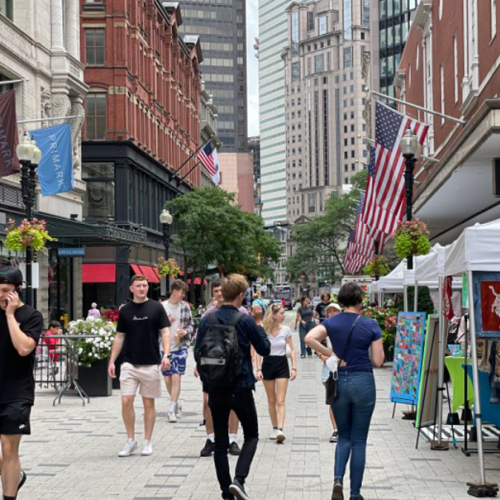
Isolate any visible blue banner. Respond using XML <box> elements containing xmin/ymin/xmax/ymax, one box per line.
<box><xmin>31</xmin><ymin>123</ymin><xmax>73</xmax><ymax>196</ymax></box>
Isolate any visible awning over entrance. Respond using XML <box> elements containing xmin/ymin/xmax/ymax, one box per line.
<box><xmin>187</xmin><ymin>278</ymin><xmax>208</xmax><ymax>285</ymax></box>
<box><xmin>139</xmin><ymin>265</ymin><xmax>160</xmax><ymax>283</ymax></box>
<box><xmin>131</xmin><ymin>264</ymin><xmax>142</xmax><ymax>275</ymax></box>
<box><xmin>82</xmin><ymin>264</ymin><xmax>116</xmax><ymax>283</ymax></box>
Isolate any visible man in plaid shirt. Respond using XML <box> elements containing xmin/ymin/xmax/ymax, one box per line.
<box><xmin>161</xmin><ymin>280</ymin><xmax>194</xmax><ymax>423</ymax></box>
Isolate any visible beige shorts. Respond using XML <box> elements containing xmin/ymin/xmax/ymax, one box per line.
<box><xmin>120</xmin><ymin>362</ymin><xmax>162</xmax><ymax>399</ymax></box>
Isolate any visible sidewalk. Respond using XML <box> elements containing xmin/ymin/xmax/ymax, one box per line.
<box><xmin>16</xmin><ymin>330</ymin><xmax>498</xmax><ymax>500</ymax></box>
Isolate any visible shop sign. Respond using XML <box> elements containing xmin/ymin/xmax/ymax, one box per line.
<box><xmin>58</xmin><ymin>248</ymin><xmax>85</xmax><ymax>257</ymax></box>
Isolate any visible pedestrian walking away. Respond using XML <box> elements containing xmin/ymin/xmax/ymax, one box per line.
<box><xmin>256</xmin><ymin>303</ymin><xmax>297</xmax><ymax>443</ymax></box>
<box><xmin>295</xmin><ymin>296</ymin><xmax>314</xmax><ymax>357</ymax></box>
<box><xmin>195</xmin><ymin>274</ymin><xmax>271</xmax><ymax>500</ymax></box>
<box><xmin>305</xmin><ymin>282</ymin><xmax>384</xmax><ymax>500</ymax></box>
<box><xmin>0</xmin><ymin>266</ymin><xmax>43</xmax><ymax>500</ymax></box>
<box><xmin>108</xmin><ymin>274</ymin><xmax>171</xmax><ymax>458</ymax></box>
<box><xmin>161</xmin><ymin>280</ymin><xmax>194</xmax><ymax>423</ymax></box>
<box><xmin>197</xmin><ymin>279</ymin><xmax>247</xmax><ymax>458</ymax></box>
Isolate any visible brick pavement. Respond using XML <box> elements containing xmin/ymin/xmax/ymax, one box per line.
<box><xmin>10</xmin><ymin>319</ymin><xmax>500</xmax><ymax>500</ymax></box>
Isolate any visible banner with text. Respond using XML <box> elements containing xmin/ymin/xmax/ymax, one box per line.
<box><xmin>31</xmin><ymin>123</ymin><xmax>73</xmax><ymax>196</ymax></box>
<box><xmin>0</xmin><ymin>90</ymin><xmax>20</xmax><ymax>177</ymax></box>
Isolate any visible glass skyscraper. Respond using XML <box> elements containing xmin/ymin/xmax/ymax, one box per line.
<box><xmin>179</xmin><ymin>0</ymin><xmax>248</xmax><ymax>152</ymax></box>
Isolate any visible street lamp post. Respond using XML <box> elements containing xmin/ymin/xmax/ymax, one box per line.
<box><xmin>400</xmin><ymin>129</ymin><xmax>419</xmax><ymax>271</ymax></box>
<box><xmin>159</xmin><ymin>209</ymin><xmax>173</xmax><ymax>293</ymax></box>
<box><xmin>16</xmin><ymin>133</ymin><xmax>42</xmax><ymax>306</ymax></box>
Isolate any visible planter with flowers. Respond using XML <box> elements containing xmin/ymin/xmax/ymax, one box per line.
<box><xmin>362</xmin><ymin>306</ymin><xmax>398</xmax><ymax>363</ymax></box>
<box><xmin>393</xmin><ymin>218</ymin><xmax>431</xmax><ymax>260</ymax></box>
<box><xmin>156</xmin><ymin>257</ymin><xmax>181</xmax><ymax>278</ymax></box>
<box><xmin>4</xmin><ymin>218</ymin><xmax>56</xmax><ymax>253</ymax></box>
<box><xmin>363</xmin><ymin>255</ymin><xmax>390</xmax><ymax>278</ymax></box>
<box><xmin>68</xmin><ymin>317</ymin><xmax>116</xmax><ymax>396</ymax></box>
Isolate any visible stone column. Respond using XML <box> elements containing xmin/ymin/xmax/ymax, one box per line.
<box><xmin>65</xmin><ymin>0</ymin><xmax>80</xmax><ymax>58</ymax></box>
<box><xmin>51</xmin><ymin>0</ymin><xmax>65</xmax><ymax>52</ymax></box>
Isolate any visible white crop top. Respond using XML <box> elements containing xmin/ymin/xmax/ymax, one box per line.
<box><xmin>267</xmin><ymin>326</ymin><xmax>292</xmax><ymax>356</ymax></box>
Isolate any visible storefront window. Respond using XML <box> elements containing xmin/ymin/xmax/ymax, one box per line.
<box><xmin>48</xmin><ymin>250</ymin><xmax>72</xmax><ymax>323</ymax></box>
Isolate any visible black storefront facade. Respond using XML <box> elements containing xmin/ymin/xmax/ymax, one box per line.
<box><xmin>80</xmin><ymin>140</ymin><xmax>190</xmax><ymax>313</ymax></box>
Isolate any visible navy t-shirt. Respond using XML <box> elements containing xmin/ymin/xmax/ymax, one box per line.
<box><xmin>323</xmin><ymin>312</ymin><xmax>382</xmax><ymax>372</ymax></box>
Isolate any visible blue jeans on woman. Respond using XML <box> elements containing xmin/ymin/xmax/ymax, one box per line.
<box><xmin>331</xmin><ymin>371</ymin><xmax>376</xmax><ymax>498</ymax></box>
<box><xmin>298</xmin><ymin>321</ymin><xmax>313</xmax><ymax>356</ymax></box>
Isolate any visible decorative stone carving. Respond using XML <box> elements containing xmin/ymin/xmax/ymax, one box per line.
<box><xmin>70</xmin><ymin>99</ymin><xmax>84</xmax><ymax>172</ymax></box>
<box><xmin>361</xmin><ymin>51</ymin><xmax>372</xmax><ymax>140</ymax></box>
<box><xmin>41</xmin><ymin>87</ymin><xmax>52</xmax><ymax>119</ymax></box>
<box><xmin>51</xmin><ymin>93</ymin><xmax>71</xmax><ymax>124</ymax></box>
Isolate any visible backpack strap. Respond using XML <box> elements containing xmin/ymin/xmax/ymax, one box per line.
<box><xmin>226</xmin><ymin>311</ymin><xmax>245</xmax><ymax>327</ymax></box>
<box><xmin>206</xmin><ymin>311</ymin><xmax>245</xmax><ymax>327</ymax></box>
<box><xmin>207</xmin><ymin>312</ymin><xmax>220</xmax><ymax>326</ymax></box>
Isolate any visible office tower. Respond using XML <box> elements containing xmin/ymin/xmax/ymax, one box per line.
<box><xmin>283</xmin><ymin>0</ymin><xmax>371</xmax><ymax>221</ymax></box>
<box><xmin>180</xmin><ymin>0</ymin><xmax>248</xmax><ymax>152</ymax></box>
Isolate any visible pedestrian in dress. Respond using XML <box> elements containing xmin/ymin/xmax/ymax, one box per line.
<box><xmin>294</xmin><ymin>296</ymin><xmax>314</xmax><ymax>357</ymax></box>
<box><xmin>87</xmin><ymin>302</ymin><xmax>100</xmax><ymax>318</ymax></box>
<box><xmin>195</xmin><ymin>274</ymin><xmax>270</xmax><ymax>500</ymax></box>
<box><xmin>256</xmin><ymin>303</ymin><xmax>297</xmax><ymax>443</ymax></box>
<box><xmin>108</xmin><ymin>275</ymin><xmax>171</xmax><ymax>457</ymax></box>
<box><xmin>0</xmin><ymin>266</ymin><xmax>44</xmax><ymax>499</ymax></box>
<box><xmin>305</xmin><ymin>282</ymin><xmax>384</xmax><ymax>500</ymax></box>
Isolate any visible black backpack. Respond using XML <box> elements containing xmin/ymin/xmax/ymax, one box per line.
<box><xmin>195</xmin><ymin>312</ymin><xmax>245</xmax><ymax>390</ymax></box>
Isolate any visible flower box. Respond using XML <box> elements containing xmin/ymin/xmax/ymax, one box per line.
<box><xmin>78</xmin><ymin>359</ymin><xmax>112</xmax><ymax>397</ymax></box>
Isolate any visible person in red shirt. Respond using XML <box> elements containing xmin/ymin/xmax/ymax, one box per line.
<box><xmin>44</xmin><ymin>321</ymin><xmax>62</xmax><ymax>362</ymax></box>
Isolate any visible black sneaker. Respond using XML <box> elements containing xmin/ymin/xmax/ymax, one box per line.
<box><xmin>18</xmin><ymin>470</ymin><xmax>27</xmax><ymax>493</ymax></box>
<box><xmin>349</xmin><ymin>496</ymin><xmax>364</xmax><ymax>500</ymax></box>
<box><xmin>200</xmin><ymin>439</ymin><xmax>215</xmax><ymax>457</ymax></box>
<box><xmin>331</xmin><ymin>479</ymin><xmax>343</xmax><ymax>500</ymax></box>
<box><xmin>229</xmin><ymin>479</ymin><xmax>250</xmax><ymax>500</ymax></box>
<box><xmin>329</xmin><ymin>431</ymin><xmax>339</xmax><ymax>443</ymax></box>
<box><xmin>229</xmin><ymin>441</ymin><xmax>241</xmax><ymax>456</ymax></box>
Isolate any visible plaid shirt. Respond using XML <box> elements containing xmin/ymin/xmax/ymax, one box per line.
<box><xmin>177</xmin><ymin>301</ymin><xmax>194</xmax><ymax>348</ymax></box>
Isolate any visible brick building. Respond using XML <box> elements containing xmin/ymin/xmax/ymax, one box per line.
<box><xmin>80</xmin><ymin>0</ymin><xmax>203</xmax><ymax>310</ymax></box>
<box><xmin>396</xmin><ymin>0</ymin><xmax>500</xmax><ymax>243</ymax></box>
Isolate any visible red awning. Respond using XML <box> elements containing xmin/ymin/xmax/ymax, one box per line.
<box><xmin>140</xmin><ymin>265</ymin><xmax>160</xmax><ymax>283</ymax></box>
<box><xmin>130</xmin><ymin>264</ymin><xmax>142</xmax><ymax>275</ymax></box>
<box><xmin>82</xmin><ymin>264</ymin><xmax>116</xmax><ymax>283</ymax></box>
<box><xmin>187</xmin><ymin>277</ymin><xmax>208</xmax><ymax>286</ymax></box>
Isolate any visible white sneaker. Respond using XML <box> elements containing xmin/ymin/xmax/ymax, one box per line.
<box><xmin>142</xmin><ymin>440</ymin><xmax>153</xmax><ymax>456</ymax></box>
<box><xmin>175</xmin><ymin>402</ymin><xmax>183</xmax><ymax>420</ymax></box>
<box><xmin>276</xmin><ymin>429</ymin><xmax>286</xmax><ymax>443</ymax></box>
<box><xmin>269</xmin><ymin>428</ymin><xmax>278</xmax><ymax>440</ymax></box>
<box><xmin>118</xmin><ymin>439</ymin><xmax>137</xmax><ymax>457</ymax></box>
<box><xmin>168</xmin><ymin>411</ymin><xmax>177</xmax><ymax>423</ymax></box>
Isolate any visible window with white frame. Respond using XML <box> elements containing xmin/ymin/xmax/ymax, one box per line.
<box><xmin>319</xmin><ymin>16</ymin><xmax>327</xmax><ymax>35</ymax></box>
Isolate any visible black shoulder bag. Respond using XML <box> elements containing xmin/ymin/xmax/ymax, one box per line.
<box><xmin>325</xmin><ymin>315</ymin><xmax>361</xmax><ymax>405</ymax></box>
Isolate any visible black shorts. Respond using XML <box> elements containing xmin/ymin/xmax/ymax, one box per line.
<box><xmin>262</xmin><ymin>355</ymin><xmax>290</xmax><ymax>380</ymax></box>
<box><xmin>0</xmin><ymin>401</ymin><xmax>32</xmax><ymax>435</ymax></box>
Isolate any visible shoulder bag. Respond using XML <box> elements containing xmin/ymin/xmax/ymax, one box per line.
<box><xmin>325</xmin><ymin>315</ymin><xmax>361</xmax><ymax>405</ymax></box>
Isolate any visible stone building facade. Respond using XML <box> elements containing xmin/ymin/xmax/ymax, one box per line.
<box><xmin>0</xmin><ymin>0</ymin><xmax>87</xmax><ymax>323</ymax></box>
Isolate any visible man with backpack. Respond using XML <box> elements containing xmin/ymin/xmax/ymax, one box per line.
<box><xmin>195</xmin><ymin>274</ymin><xmax>270</xmax><ymax>500</ymax></box>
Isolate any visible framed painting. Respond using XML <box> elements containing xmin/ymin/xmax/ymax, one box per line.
<box><xmin>472</xmin><ymin>271</ymin><xmax>500</xmax><ymax>339</ymax></box>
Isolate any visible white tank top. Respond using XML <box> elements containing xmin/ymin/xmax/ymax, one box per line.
<box><xmin>267</xmin><ymin>326</ymin><xmax>292</xmax><ymax>356</ymax></box>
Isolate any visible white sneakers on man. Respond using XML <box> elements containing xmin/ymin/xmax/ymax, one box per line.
<box><xmin>118</xmin><ymin>439</ymin><xmax>137</xmax><ymax>457</ymax></box>
<box><xmin>175</xmin><ymin>402</ymin><xmax>183</xmax><ymax>420</ymax></box>
<box><xmin>269</xmin><ymin>428</ymin><xmax>278</xmax><ymax>440</ymax></box>
<box><xmin>276</xmin><ymin>429</ymin><xmax>286</xmax><ymax>443</ymax></box>
<box><xmin>168</xmin><ymin>411</ymin><xmax>177</xmax><ymax>423</ymax></box>
<box><xmin>142</xmin><ymin>440</ymin><xmax>153</xmax><ymax>456</ymax></box>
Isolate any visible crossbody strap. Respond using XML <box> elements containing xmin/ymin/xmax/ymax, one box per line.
<box><xmin>339</xmin><ymin>315</ymin><xmax>362</xmax><ymax>363</ymax></box>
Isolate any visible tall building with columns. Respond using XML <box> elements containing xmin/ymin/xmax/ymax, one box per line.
<box><xmin>0</xmin><ymin>0</ymin><xmax>87</xmax><ymax>323</ymax></box>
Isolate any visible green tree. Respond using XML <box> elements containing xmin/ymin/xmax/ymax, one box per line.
<box><xmin>165</xmin><ymin>187</ymin><xmax>280</xmax><ymax>286</ymax></box>
<box><xmin>286</xmin><ymin>170</ymin><xmax>368</xmax><ymax>281</ymax></box>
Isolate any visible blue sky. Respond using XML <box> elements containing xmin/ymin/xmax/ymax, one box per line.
<box><xmin>247</xmin><ymin>0</ymin><xmax>259</xmax><ymax>137</ymax></box>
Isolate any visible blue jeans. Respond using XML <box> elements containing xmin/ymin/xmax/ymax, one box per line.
<box><xmin>331</xmin><ymin>371</ymin><xmax>376</xmax><ymax>498</ymax></box>
<box><xmin>299</xmin><ymin>321</ymin><xmax>313</xmax><ymax>356</ymax></box>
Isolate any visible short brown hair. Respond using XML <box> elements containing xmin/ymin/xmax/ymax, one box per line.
<box><xmin>321</xmin><ymin>292</ymin><xmax>331</xmax><ymax>301</ymax></box>
<box><xmin>131</xmin><ymin>274</ymin><xmax>148</xmax><ymax>285</ymax></box>
<box><xmin>338</xmin><ymin>282</ymin><xmax>363</xmax><ymax>307</ymax></box>
<box><xmin>212</xmin><ymin>278</ymin><xmax>222</xmax><ymax>288</ymax></box>
<box><xmin>221</xmin><ymin>274</ymin><xmax>248</xmax><ymax>302</ymax></box>
<box><xmin>171</xmin><ymin>279</ymin><xmax>188</xmax><ymax>293</ymax></box>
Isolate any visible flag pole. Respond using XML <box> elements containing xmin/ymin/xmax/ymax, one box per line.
<box><xmin>177</xmin><ymin>159</ymin><xmax>203</xmax><ymax>184</ymax></box>
<box><xmin>18</xmin><ymin>114</ymin><xmax>83</xmax><ymax>125</ymax></box>
<box><xmin>371</xmin><ymin>91</ymin><xmax>466</xmax><ymax>125</ymax></box>
<box><xmin>170</xmin><ymin>139</ymin><xmax>210</xmax><ymax>178</ymax></box>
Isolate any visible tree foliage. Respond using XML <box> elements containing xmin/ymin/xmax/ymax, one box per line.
<box><xmin>165</xmin><ymin>187</ymin><xmax>280</xmax><ymax>281</ymax></box>
<box><xmin>286</xmin><ymin>170</ymin><xmax>368</xmax><ymax>282</ymax></box>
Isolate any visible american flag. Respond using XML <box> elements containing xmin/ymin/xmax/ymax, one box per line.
<box><xmin>197</xmin><ymin>141</ymin><xmax>217</xmax><ymax>176</ymax></box>
<box><xmin>364</xmin><ymin>102</ymin><xmax>428</xmax><ymax>234</ymax></box>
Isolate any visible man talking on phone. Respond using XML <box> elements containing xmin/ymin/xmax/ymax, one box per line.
<box><xmin>0</xmin><ymin>266</ymin><xmax>43</xmax><ymax>499</ymax></box>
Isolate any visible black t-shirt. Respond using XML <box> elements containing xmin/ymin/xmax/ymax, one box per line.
<box><xmin>117</xmin><ymin>300</ymin><xmax>171</xmax><ymax>365</ymax></box>
<box><xmin>315</xmin><ymin>301</ymin><xmax>330</xmax><ymax>321</ymax></box>
<box><xmin>0</xmin><ymin>305</ymin><xmax>44</xmax><ymax>404</ymax></box>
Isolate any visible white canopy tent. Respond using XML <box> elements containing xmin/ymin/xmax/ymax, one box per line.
<box><xmin>440</xmin><ymin>219</ymin><xmax>500</xmax><ymax>489</ymax></box>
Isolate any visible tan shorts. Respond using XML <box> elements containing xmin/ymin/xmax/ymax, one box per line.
<box><xmin>120</xmin><ymin>362</ymin><xmax>162</xmax><ymax>399</ymax></box>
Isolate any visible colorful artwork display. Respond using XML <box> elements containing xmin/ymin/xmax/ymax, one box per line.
<box><xmin>390</xmin><ymin>312</ymin><xmax>427</xmax><ymax>405</ymax></box>
<box><xmin>472</xmin><ymin>271</ymin><xmax>500</xmax><ymax>339</ymax></box>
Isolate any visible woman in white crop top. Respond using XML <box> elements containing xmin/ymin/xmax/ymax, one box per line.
<box><xmin>256</xmin><ymin>303</ymin><xmax>297</xmax><ymax>443</ymax></box>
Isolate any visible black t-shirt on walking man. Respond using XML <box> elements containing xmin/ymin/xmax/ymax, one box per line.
<box><xmin>117</xmin><ymin>300</ymin><xmax>171</xmax><ymax>365</ymax></box>
<box><xmin>0</xmin><ymin>305</ymin><xmax>44</xmax><ymax>405</ymax></box>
